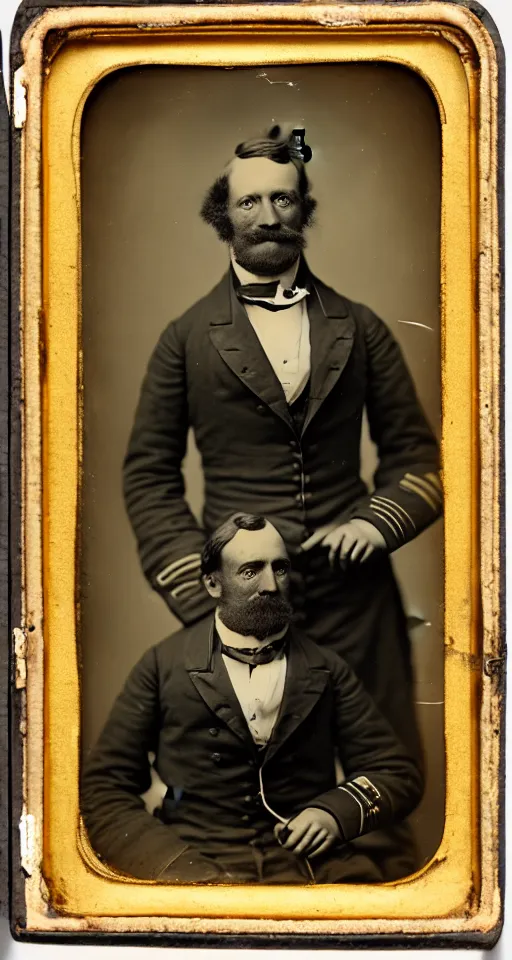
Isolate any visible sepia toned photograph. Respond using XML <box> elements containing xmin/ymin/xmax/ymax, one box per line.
<box><xmin>78</xmin><ymin>62</ymin><xmax>444</xmax><ymax>887</ymax></box>
<box><xmin>9</xmin><ymin>0</ymin><xmax>503</xmax><ymax>944</ymax></box>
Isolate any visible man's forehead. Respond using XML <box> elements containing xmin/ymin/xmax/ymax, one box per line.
<box><xmin>222</xmin><ymin>524</ymin><xmax>287</xmax><ymax>565</ymax></box>
<box><xmin>227</xmin><ymin>157</ymin><xmax>299</xmax><ymax>199</ymax></box>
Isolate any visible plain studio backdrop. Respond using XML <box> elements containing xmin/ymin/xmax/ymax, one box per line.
<box><xmin>79</xmin><ymin>62</ymin><xmax>443</xmax><ymax>868</ymax></box>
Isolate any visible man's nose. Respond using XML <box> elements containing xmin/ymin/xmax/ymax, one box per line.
<box><xmin>257</xmin><ymin>198</ymin><xmax>279</xmax><ymax>227</ymax></box>
<box><xmin>259</xmin><ymin>567</ymin><xmax>278</xmax><ymax>593</ymax></box>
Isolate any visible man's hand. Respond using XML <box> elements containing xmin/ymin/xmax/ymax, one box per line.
<box><xmin>274</xmin><ymin>808</ymin><xmax>341</xmax><ymax>859</ymax></box>
<box><xmin>301</xmin><ymin>518</ymin><xmax>387</xmax><ymax>568</ymax></box>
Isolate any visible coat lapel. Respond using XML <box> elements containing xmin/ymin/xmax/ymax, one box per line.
<box><xmin>302</xmin><ymin>276</ymin><xmax>355</xmax><ymax>435</ymax></box>
<box><xmin>208</xmin><ymin>273</ymin><xmax>295</xmax><ymax>431</ymax></box>
<box><xmin>185</xmin><ymin>617</ymin><xmax>253</xmax><ymax>747</ymax></box>
<box><xmin>207</xmin><ymin>267</ymin><xmax>356</xmax><ymax>435</ymax></box>
<box><xmin>263</xmin><ymin>631</ymin><xmax>330</xmax><ymax>765</ymax></box>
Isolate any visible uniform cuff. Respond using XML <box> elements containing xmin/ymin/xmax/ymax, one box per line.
<box><xmin>302</xmin><ymin>789</ymin><xmax>363</xmax><ymax>843</ymax></box>
<box><xmin>350</xmin><ymin>507</ymin><xmax>400</xmax><ymax>551</ymax></box>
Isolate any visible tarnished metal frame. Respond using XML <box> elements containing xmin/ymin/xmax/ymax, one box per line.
<box><xmin>0</xmin><ymin>35</ymin><xmax>9</xmax><ymax>926</ymax></box>
<box><xmin>8</xmin><ymin>0</ymin><xmax>504</xmax><ymax>948</ymax></box>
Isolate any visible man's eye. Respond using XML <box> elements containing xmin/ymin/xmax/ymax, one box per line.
<box><xmin>275</xmin><ymin>565</ymin><xmax>289</xmax><ymax>576</ymax></box>
<box><xmin>275</xmin><ymin>196</ymin><xmax>291</xmax><ymax>208</ymax></box>
<box><xmin>239</xmin><ymin>199</ymin><xmax>254</xmax><ymax>210</ymax></box>
<box><xmin>242</xmin><ymin>568</ymin><xmax>256</xmax><ymax>579</ymax></box>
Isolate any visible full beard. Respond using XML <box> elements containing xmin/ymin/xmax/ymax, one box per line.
<box><xmin>218</xmin><ymin>594</ymin><xmax>293</xmax><ymax>640</ymax></box>
<box><xmin>232</xmin><ymin>227</ymin><xmax>306</xmax><ymax>277</ymax></box>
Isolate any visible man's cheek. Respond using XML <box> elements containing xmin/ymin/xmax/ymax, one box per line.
<box><xmin>287</xmin><ymin>209</ymin><xmax>303</xmax><ymax>228</ymax></box>
<box><xmin>231</xmin><ymin>212</ymin><xmax>252</xmax><ymax>230</ymax></box>
<box><xmin>240</xmin><ymin>584</ymin><xmax>256</xmax><ymax>598</ymax></box>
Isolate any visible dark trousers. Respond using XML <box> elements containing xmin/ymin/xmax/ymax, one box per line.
<box><xmin>194</xmin><ymin>832</ymin><xmax>386</xmax><ymax>885</ymax></box>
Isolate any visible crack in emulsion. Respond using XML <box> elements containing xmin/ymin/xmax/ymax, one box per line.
<box><xmin>398</xmin><ymin>320</ymin><xmax>434</xmax><ymax>332</ymax></box>
<box><xmin>257</xmin><ymin>72</ymin><xmax>296</xmax><ymax>88</ymax></box>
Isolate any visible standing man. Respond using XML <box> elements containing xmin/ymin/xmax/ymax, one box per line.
<box><xmin>81</xmin><ymin>515</ymin><xmax>423</xmax><ymax>884</ymax></box>
<box><xmin>123</xmin><ymin>125</ymin><xmax>442</xmax><ymax>793</ymax></box>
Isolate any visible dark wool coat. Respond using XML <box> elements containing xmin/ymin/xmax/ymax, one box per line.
<box><xmin>123</xmin><ymin>266</ymin><xmax>442</xmax><ymax>758</ymax></box>
<box><xmin>81</xmin><ymin>617</ymin><xmax>423</xmax><ymax>884</ymax></box>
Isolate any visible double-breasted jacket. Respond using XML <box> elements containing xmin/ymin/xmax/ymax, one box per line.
<box><xmin>81</xmin><ymin>617</ymin><xmax>423</xmax><ymax>883</ymax></box>
<box><xmin>123</xmin><ymin>266</ymin><xmax>442</xmax><ymax>756</ymax></box>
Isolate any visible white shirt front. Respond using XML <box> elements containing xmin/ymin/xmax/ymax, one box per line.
<box><xmin>216</xmin><ymin>611</ymin><xmax>287</xmax><ymax>747</ymax></box>
<box><xmin>231</xmin><ymin>255</ymin><xmax>311</xmax><ymax>405</ymax></box>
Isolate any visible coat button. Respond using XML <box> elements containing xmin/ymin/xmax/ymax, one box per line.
<box><xmin>209</xmin><ymin>727</ymin><xmax>219</xmax><ymax>737</ymax></box>
<box><xmin>295</xmin><ymin>493</ymin><xmax>303</xmax><ymax>504</ymax></box>
<box><xmin>256</xmin><ymin>404</ymin><xmax>266</xmax><ymax>414</ymax></box>
<box><xmin>241</xmin><ymin>814</ymin><xmax>251</xmax><ymax>822</ymax></box>
<box><xmin>243</xmin><ymin>795</ymin><xmax>254</xmax><ymax>804</ymax></box>
<box><xmin>211</xmin><ymin>752</ymin><xmax>221</xmax><ymax>763</ymax></box>
<box><xmin>289</xmin><ymin>439</ymin><xmax>299</xmax><ymax>450</ymax></box>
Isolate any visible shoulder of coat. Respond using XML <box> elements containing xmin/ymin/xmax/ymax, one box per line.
<box><xmin>153</xmin><ymin>626</ymin><xmax>192</xmax><ymax>662</ymax></box>
<box><xmin>169</xmin><ymin>271</ymin><xmax>230</xmax><ymax>336</ymax></box>
<box><xmin>295</xmin><ymin>630</ymin><xmax>352</xmax><ymax>677</ymax></box>
<box><xmin>292</xmin><ymin>628</ymin><xmax>333</xmax><ymax>667</ymax></box>
<box><xmin>308</xmin><ymin>272</ymin><xmax>374</xmax><ymax>329</ymax></box>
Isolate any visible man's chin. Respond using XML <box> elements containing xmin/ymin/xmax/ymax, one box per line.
<box><xmin>219</xmin><ymin>605</ymin><xmax>292</xmax><ymax>639</ymax></box>
<box><xmin>233</xmin><ymin>244</ymin><xmax>301</xmax><ymax>277</ymax></box>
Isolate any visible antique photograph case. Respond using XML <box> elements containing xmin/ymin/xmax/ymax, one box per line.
<box><xmin>9</xmin><ymin>0</ymin><xmax>504</xmax><ymax>948</ymax></box>
<box><xmin>80</xmin><ymin>56</ymin><xmax>444</xmax><ymax>882</ymax></box>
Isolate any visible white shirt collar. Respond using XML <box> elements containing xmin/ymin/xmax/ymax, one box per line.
<box><xmin>215</xmin><ymin>608</ymin><xmax>288</xmax><ymax>651</ymax></box>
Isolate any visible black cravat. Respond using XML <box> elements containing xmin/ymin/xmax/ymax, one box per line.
<box><xmin>238</xmin><ymin>280</ymin><xmax>280</xmax><ymax>299</ymax></box>
<box><xmin>219</xmin><ymin>634</ymin><xmax>288</xmax><ymax>667</ymax></box>
<box><xmin>236</xmin><ymin>280</ymin><xmax>309</xmax><ymax>313</ymax></box>
<box><xmin>236</xmin><ymin>281</ymin><xmax>310</xmax><ymax>312</ymax></box>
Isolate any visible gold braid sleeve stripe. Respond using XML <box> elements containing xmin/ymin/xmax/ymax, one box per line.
<box><xmin>369</xmin><ymin>505</ymin><xmax>404</xmax><ymax>539</ymax></box>
<box><xmin>170</xmin><ymin>580</ymin><xmax>203</xmax><ymax>600</ymax></box>
<box><xmin>337</xmin><ymin>786</ymin><xmax>365</xmax><ymax>835</ymax></box>
<box><xmin>404</xmin><ymin>472</ymin><xmax>443</xmax><ymax>505</ymax></box>
<box><xmin>425</xmin><ymin>471</ymin><xmax>443</xmax><ymax>493</ymax></box>
<box><xmin>156</xmin><ymin>555</ymin><xmax>202</xmax><ymax>587</ymax></box>
<box><xmin>370</xmin><ymin>501</ymin><xmax>407</xmax><ymax>538</ymax></box>
<box><xmin>399</xmin><ymin>478</ymin><xmax>439</xmax><ymax>511</ymax></box>
<box><xmin>372</xmin><ymin>495</ymin><xmax>417</xmax><ymax>531</ymax></box>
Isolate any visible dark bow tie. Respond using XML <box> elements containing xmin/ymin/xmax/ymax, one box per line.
<box><xmin>237</xmin><ymin>281</ymin><xmax>310</xmax><ymax>312</ymax></box>
<box><xmin>239</xmin><ymin>281</ymin><xmax>281</xmax><ymax>299</ymax></box>
<box><xmin>220</xmin><ymin>634</ymin><xmax>288</xmax><ymax>667</ymax></box>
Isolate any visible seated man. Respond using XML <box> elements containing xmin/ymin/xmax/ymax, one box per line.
<box><xmin>81</xmin><ymin>513</ymin><xmax>423</xmax><ymax>885</ymax></box>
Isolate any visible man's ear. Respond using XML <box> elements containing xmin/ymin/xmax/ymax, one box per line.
<box><xmin>203</xmin><ymin>572</ymin><xmax>222</xmax><ymax>599</ymax></box>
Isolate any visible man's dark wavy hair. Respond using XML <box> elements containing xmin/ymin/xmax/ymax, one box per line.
<box><xmin>201</xmin><ymin>513</ymin><xmax>267</xmax><ymax>577</ymax></box>
<box><xmin>200</xmin><ymin>126</ymin><xmax>317</xmax><ymax>242</ymax></box>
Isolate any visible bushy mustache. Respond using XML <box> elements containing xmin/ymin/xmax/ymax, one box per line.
<box><xmin>245</xmin><ymin>594</ymin><xmax>293</xmax><ymax>615</ymax></box>
<box><xmin>243</xmin><ymin>226</ymin><xmax>306</xmax><ymax>247</ymax></box>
